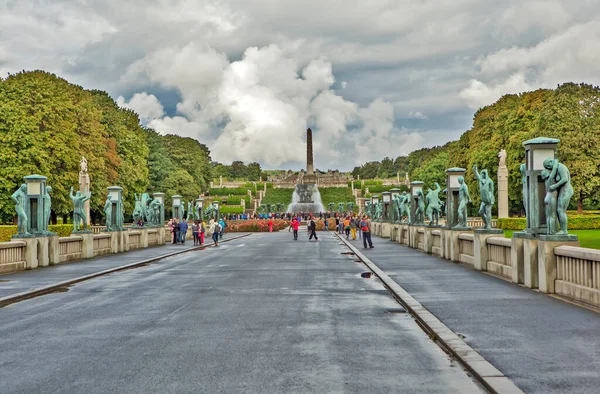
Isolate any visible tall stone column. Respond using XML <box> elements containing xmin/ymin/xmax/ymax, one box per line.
<box><xmin>497</xmin><ymin>149</ymin><xmax>509</xmax><ymax>218</ymax></box>
<box><xmin>306</xmin><ymin>128</ymin><xmax>314</xmax><ymax>174</ymax></box>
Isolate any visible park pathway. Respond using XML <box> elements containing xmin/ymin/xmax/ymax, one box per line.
<box><xmin>345</xmin><ymin>234</ymin><xmax>600</xmax><ymax>394</ymax></box>
<box><xmin>0</xmin><ymin>231</ymin><xmax>482</xmax><ymax>394</ymax></box>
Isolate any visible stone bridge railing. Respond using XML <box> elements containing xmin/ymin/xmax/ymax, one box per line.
<box><xmin>371</xmin><ymin>221</ymin><xmax>598</xmax><ymax>309</ymax></box>
<box><xmin>0</xmin><ymin>227</ymin><xmax>167</xmax><ymax>276</ymax></box>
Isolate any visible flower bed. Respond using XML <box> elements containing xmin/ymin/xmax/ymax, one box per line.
<box><xmin>225</xmin><ymin>219</ymin><xmax>290</xmax><ymax>232</ymax></box>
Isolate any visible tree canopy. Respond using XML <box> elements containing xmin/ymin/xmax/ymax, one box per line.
<box><xmin>0</xmin><ymin>71</ymin><xmax>214</xmax><ymax>223</ymax></box>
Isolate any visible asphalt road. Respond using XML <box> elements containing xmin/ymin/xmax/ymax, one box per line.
<box><xmin>353</xmin><ymin>234</ymin><xmax>600</xmax><ymax>394</ymax></box>
<box><xmin>0</xmin><ymin>231</ymin><xmax>482</xmax><ymax>394</ymax></box>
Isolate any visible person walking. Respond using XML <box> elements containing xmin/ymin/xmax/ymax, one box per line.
<box><xmin>291</xmin><ymin>217</ymin><xmax>299</xmax><ymax>240</ymax></box>
<box><xmin>212</xmin><ymin>220</ymin><xmax>221</xmax><ymax>246</ymax></box>
<box><xmin>350</xmin><ymin>216</ymin><xmax>357</xmax><ymax>240</ymax></box>
<box><xmin>179</xmin><ymin>218</ymin><xmax>188</xmax><ymax>244</ymax></box>
<box><xmin>324</xmin><ymin>217</ymin><xmax>329</xmax><ymax>232</ymax></box>
<box><xmin>360</xmin><ymin>215</ymin><xmax>374</xmax><ymax>249</ymax></box>
<box><xmin>308</xmin><ymin>217</ymin><xmax>318</xmax><ymax>241</ymax></box>
<box><xmin>199</xmin><ymin>219</ymin><xmax>206</xmax><ymax>245</ymax></box>
<box><xmin>172</xmin><ymin>219</ymin><xmax>179</xmax><ymax>244</ymax></box>
<box><xmin>218</xmin><ymin>218</ymin><xmax>226</xmax><ymax>240</ymax></box>
<box><xmin>343</xmin><ymin>217</ymin><xmax>351</xmax><ymax>239</ymax></box>
<box><xmin>192</xmin><ymin>220</ymin><xmax>199</xmax><ymax>245</ymax></box>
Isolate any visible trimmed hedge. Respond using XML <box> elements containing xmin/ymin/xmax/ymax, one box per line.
<box><xmin>0</xmin><ymin>224</ymin><xmax>73</xmax><ymax>242</ymax></box>
<box><xmin>363</xmin><ymin>180</ymin><xmax>383</xmax><ymax>186</ymax></box>
<box><xmin>361</xmin><ymin>184</ymin><xmax>408</xmax><ymax>194</ymax></box>
<box><xmin>497</xmin><ymin>215</ymin><xmax>600</xmax><ymax>230</ymax></box>
<box><xmin>219</xmin><ymin>206</ymin><xmax>244</xmax><ymax>214</ymax></box>
<box><xmin>209</xmin><ymin>187</ymin><xmax>250</xmax><ymax>196</ymax></box>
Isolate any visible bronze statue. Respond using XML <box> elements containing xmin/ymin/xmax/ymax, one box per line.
<box><xmin>425</xmin><ymin>182</ymin><xmax>442</xmax><ymax>226</ymax></box>
<box><xmin>543</xmin><ymin>158</ymin><xmax>573</xmax><ymax>234</ymax></box>
<box><xmin>71</xmin><ymin>187</ymin><xmax>92</xmax><ymax>231</ymax></box>
<box><xmin>11</xmin><ymin>184</ymin><xmax>29</xmax><ymax>236</ymax></box>
<box><xmin>455</xmin><ymin>176</ymin><xmax>471</xmax><ymax>228</ymax></box>
<box><xmin>473</xmin><ymin>165</ymin><xmax>494</xmax><ymax>229</ymax></box>
<box><xmin>104</xmin><ymin>195</ymin><xmax>113</xmax><ymax>230</ymax></box>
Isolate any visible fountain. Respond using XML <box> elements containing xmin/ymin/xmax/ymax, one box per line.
<box><xmin>286</xmin><ymin>183</ymin><xmax>325</xmax><ymax>213</ymax></box>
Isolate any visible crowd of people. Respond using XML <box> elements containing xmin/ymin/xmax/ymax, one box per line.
<box><xmin>167</xmin><ymin>217</ymin><xmax>227</xmax><ymax>247</ymax></box>
<box><xmin>165</xmin><ymin>211</ymin><xmax>374</xmax><ymax>249</ymax></box>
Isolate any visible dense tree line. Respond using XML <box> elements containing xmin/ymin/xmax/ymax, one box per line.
<box><xmin>353</xmin><ymin>83</ymin><xmax>600</xmax><ymax>214</ymax></box>
<box><xmin>211</xmin><ymin>160</ymin><xmax>266</xmax><ymax>181</ymax></box>
<box><xmin>0</xmin><ymin>71</ymin><xmax>212</xmax><ymax>224</ymax></box>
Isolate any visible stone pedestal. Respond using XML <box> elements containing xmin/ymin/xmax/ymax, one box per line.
<box><xmin>36</xmin><ymin>237</ymin><xmax>49</xmax><ymax>268</ymax></box>
<box><xmin>140</xmin><ymin>228</ymin><xmax>149</xmax><ymax>248</ymax></box>
<box><xmin>119</xmin><ymin>231</ymin><xmax>129</xmax><ymax>253</ymax></box>
<box><xmin>497</xmin><ymin>166</ymin><xmax>509</xmax><ymax>218</ymax></box>
<box><xmin>474</xmin><ymin>229</ymin><xmax>504</xmax><ymax>271</ymax></box>
<box><xmin>110</xmin><ymin>232</ymin><xmax>119</xmax><ymax>253</ymax></box>
<box><xmin>510</xmin><ymin>237</ymin><xmax>524</xmax><ymax>284</ymax></box>
<box><xmin>23</xmin><ymin>238</ymin><xmax>38</xmax><ymax>270</ymax></box>
<box><xmin>81</xmin><ymin>233</ymin><xmax>94</xmax><ymax>259</ymax></box>
<box><xmin>538</xmin><ymin>234</ymin><xmax>579</xmax><ymax>294</ymax></box>
<box><xmin>48</xmin><ymin>236</ymin><xmax>60</xmax><ymax>266</ymax></box>
<box><xmin>443</xmin><ymin>229</ymin><xmax>472</xmax><ymax>263</ymax></box>
<box><xmin>157</xmin><ymin>227</ymin><xmax>166</xmax><ymax>245</ymax></box>
<box><xmin>512</xmin><ymin>232</ymin><xmax>540</xmax><ymax>289</ymax></box>
<box><xmin>380</xmin><ymin>222</ymin><xmax>391</xmax><ymax>238</ymax></box>
<box><xmin>423</xmin><ymin>227</ymin><xmax>437</xmax><ymax>254</ymax></box>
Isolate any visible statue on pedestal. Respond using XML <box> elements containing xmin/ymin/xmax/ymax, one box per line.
<box><xmin>392</xmin><ymin>194</ymin><xmax>402</xmax><ymax>222</ymax></box>
<box><xmin>519</xmin><ymin>164</ymin><xmax>527</xmax><ymax>217</ymax></box>
<box><xmin>346</xmin><ymin>202</ymin><xmax>354</xmax><ymax>212</ymax></box>
<box><xmin>338</xmin><ymin>202</ymin><xmax>345</xmax><ymax>213</ymax></box>
<box><xmin>328</xmin><ymin>202</ymin><xmax>335</xmax><ymax>212</ymax></box>
<box><xmin>11</xmin><ymin>184</ymin><xmax>29</xmax><ymax>236</ymax></box>
<box><xmin>149</xmin><ymin>199</ymin><xmax>162</xmax><ymax>226</ymax></box>
<box><xmin>104</xmin><ymin>196</ymin><xmax>113</xmax><ymax>231</ymax></box>
<box><xmin>414</xmin><ymin>190</ymin><xmax>425</xmax><ymax>225</ymax></box>
<box><xmin>79</xmin><ymin>156</ymin><xmax>91</xmax><ymax>227</ymax></box>
<box><xmin>454</xmin><ymin>176</ymin><xmax>471</xmax><ymax>228</ymax></box>
<box><xmin>374</xmin><ymin>202</ymin><xmax>383</xmax><ymax>221</ymax></box>
<box><xmin>399</xmin><ymin>192</ymin><xmax>411</xmax><ymax>223</ymax></box>
<box><xmin>70</xmin><ymin>186</ymin><xmax>92</xmax><ymax>232</ymax></box>
<box><xmin>543</xmin><ymin>158</ymin><xmax>574</xmax><ymax>235</ymax></box>
<box><xmin>45</xmin><ymin>186</ymin><xmax>52</xmax><ymax>229</ymax></box>
<box><xmin>425</xmin><ymin>182</ymin><xmax>442</xmax><ymax>226</ymax></box>
<box><xmin>473</xmin><ymin>165</ymin><xmax>494</xmax><ymax>229</ymax></box>
<box><xmin>187</xmin><ymin>201</ymin><xmax>193</xmax><ymax>220</ymax></box>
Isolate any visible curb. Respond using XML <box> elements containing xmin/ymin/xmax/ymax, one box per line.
<box><xmin>336</xmin><ymin>233</ymin><xmax>524</xmax><ymax>394</ymax></box>
<box><xmin>0</xmin><ymin>233</ymin><xmax>252</xmax><ymax>308</ymax></box>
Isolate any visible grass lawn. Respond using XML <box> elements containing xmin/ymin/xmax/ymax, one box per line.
<box><xmin>318</xmin><ymin>187</ymin><xmax>355</xmax><ymax>210</ymax></box>
<box><xmin>261</xmin><ymin>188</ymin><xmax>294</xmax><ymax>206</ymax></box>
<box><xmin>504</xmin><ymin>230</ymin><xmax>600</xmax><ymax>249</ymax></box>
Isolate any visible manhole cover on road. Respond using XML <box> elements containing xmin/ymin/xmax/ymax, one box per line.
<box><xmin>384</xmin><ymin>308</ymin><xmax>407</xmax><ymax>314</ymax></box>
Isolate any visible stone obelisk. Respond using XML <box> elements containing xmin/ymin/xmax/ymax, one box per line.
<box><xmin>497</xmin><ymin>149</ymin><xmax>509</xmax><ymax>218</ymax></box>
<box><xmin>303</xmin><ymin>128</ymin><xmax>317</xmax><ymax>184</ymax></box>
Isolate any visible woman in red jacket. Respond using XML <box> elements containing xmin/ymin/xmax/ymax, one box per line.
<box><xmin>268</xmin><ymin>218</ymin><xmax>274</xmax><ymax>232</ymax></box>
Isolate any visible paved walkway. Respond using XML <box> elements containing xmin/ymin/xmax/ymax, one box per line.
<box><xmin>0</xmin><ymin>232</ymin><xmax>482</xmax><ymax>394</ymax></box>
<box><xmin>0</xmin><ymin>234</ymin><xmax>236</xmax><ymax>299</ymax></box>
<box><xmin>346</xmin><ymin>234</ymin><xmax>600</xmax><ymax>394</ymax></box>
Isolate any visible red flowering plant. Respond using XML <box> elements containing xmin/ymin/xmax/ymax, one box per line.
<box><xmin>225</xmin><ymin>219</ymin><xmax>290</xmax><ymax>232</ymax></box>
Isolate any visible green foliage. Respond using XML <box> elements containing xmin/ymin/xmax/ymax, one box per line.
<box><xmin>504</xmin><ymin>230</ymin><xmax>600</xmax><ymax>249</ymax></box>
<box><xmin>226</xmin><ymin>196</ymin><xmax>251</xmax><ymax>206</ymax></box>
<box><xmin>261</xmin><ymin>188</ymin><xmax>293</xmax><ymax>206</ymax></box>
<box><xmin>0</xmin><ymin>224</ymin><xmax>72</xmax><ymax>241</ymax></box>
<box><xmin>363</xmin><ymin>180</ymin><xmax>383</xmax><ymax>186</ymax></box>
<box><xmin>318</xmin><ymin>187</ymin><xmax>354</xmax><ymax>208</ymax></box>
<box><xmin>209</xmin><ymin>187</ymin><xmax>250</xmax><ymax>196</ymax></box>
<box><xmin>219</xmin><ymin>206</ymin><xmax>244</xmax><ymax>214</ymax></box>
<box><xmin>211</xmin><ymin>160</ymin><xmax>266</xmax><ymax>181</ymax></box>
<box><xmin>497</xmin><ymin>216</ymin><xmax>600</xmax><ymax>230</ymax></box>
<box><xmin>360</xmin><ymin>184</ymin><xmax>408</xmax><ymax>194</ymax></box>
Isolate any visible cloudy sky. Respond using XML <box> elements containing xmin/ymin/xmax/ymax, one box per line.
<box><xmin>1</xmin><ymin>1</ymin><xmax>599</xmax><ymax>170</ymax></box>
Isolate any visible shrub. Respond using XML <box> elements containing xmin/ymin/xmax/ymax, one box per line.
<box><xmin>219</xmin><ymin>206</ymin><xmax>244</xmax><ymax>214</ymax></box>
<box><xmin>363</xmin><ymin>180</ymin><xmax>383</xmax><ymax>186</ymax></box>
<box><xmin>225</xmin><ymin>219</ymin><xmax>289</xmax><ymax>232</ymax></box>
<box><xmin>497</xmin><ymin>215</ymin><xmax>600</xmax><ymax>230</ymax></box>
<box><xmin>209</xmin><ymin>187</ymin><xmax>249</xmax><ymax>196</ymax></box>
<box><xmin>0</xmin><ymin>224</ymin><xmax>73</xmax><ymax>241</ymax></box>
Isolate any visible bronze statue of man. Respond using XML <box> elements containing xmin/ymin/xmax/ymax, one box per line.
<box><xmin>11</xmin><ymin>184</ymin><xmax>29</xmax><ymax>236</ymax></box>
<box><xmin>473</xmin><ymin>165</ymin><xmax>494</xmax><ymax>229</ymax></box>
<box><xmin>414</xmin><ymin>190</ymin><xmax>425</xmax><ymax>225</ymax></box>
<box><xmin>70</xmin><ymin>187</ymin><xmax>92</xmax><ymax>231</ymax></box>
<box><xmin>425</xmin><ymin>182</ymin><xmax>442</xmax><ymax>226</ymax></box>
<box><xmin>455</xmin><ymin>176</ymin><xmax>472</xmax><ymax>228</ymax></box>
<box><xmin>45</xmin><ymin>186</ymin><xmax>52</xmax><ymax>229</ymax></box>
<box><xmin>543</xmin><ymin>158</ymin><xmax>574</xmax><ymax>235</ymax></box>
<box><xmin>104</xmin><ymin>196</ymin><xmax>113</xmax><ymax>231</ymax></box>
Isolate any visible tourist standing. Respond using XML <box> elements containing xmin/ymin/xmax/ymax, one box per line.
<box><xmin>179</xmin><ymin>218</ymin><xmax>188</xmax><ymax>244</ymax></box>
<box><xmin>308</xmin><ymin>218</ymin><xmax>318</xmax><ymax>241</ymax></box>
<box><xmin>172</xmin><ymin>219</ymin><xmax>179</xmax><ymax>244</ymax></box>
<box><xmin>324</xmin><ymin>217</ymin><xmax>329</xmax><ymax>231</ymax></box>
<box><xmin>361</xmin><ymin>215</ymin><xmax>374</xmax><ymax>249</ymax></box>
<box><xmin>350</xmin><ymin>216</ymin><xmax>357</xmax><ymax>240</ymax></box>
<box><xmin>292</xmin><ymin>217</ymin><xmax>299</xmax><ymax>240</ymax></box>
<box><xmin>192</xmin><ymin>220</ymin><xmax>199</xmax><ymax>245</ymax></box>
<box><xmin>343</xmin><ymin>217</ymin><xmax>351</xmax><ymax>239</ymax></box>
<box><xmin>200</xmin><ymin>219</ymin><xmax>206</xmax><ymax>245</ymax></box>
<box><xmin>212</xmin><ymin>220</ymin><xmax>220</xmax><ymax>246</ymax></box>
<box><xmin>218</xmin><ymin>218</ymin><xmax>226</xmax><ymax>240</ymax></box>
